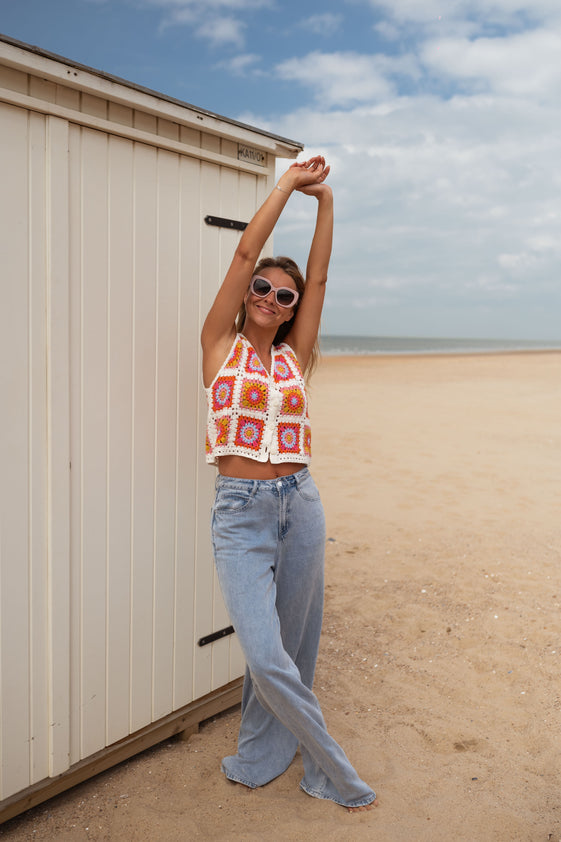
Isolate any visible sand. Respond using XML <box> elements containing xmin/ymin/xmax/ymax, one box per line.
<box><xmin>2</xmin><ymin>351</ymin><xmax>560</xmax><ymax>841</ymax></box>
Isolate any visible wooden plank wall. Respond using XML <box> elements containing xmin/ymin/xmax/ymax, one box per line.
<box><xmin>0</xmin><ymin>97</ymin><xmax>266</xmax><ymax>801</ymax></box>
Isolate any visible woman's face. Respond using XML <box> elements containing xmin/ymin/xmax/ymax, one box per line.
<box><xmin>245</xmin><ymin>267</ymin><xmax>298</xmax><ymax>329</ymax></box>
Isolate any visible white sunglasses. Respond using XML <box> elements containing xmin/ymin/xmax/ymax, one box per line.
<box><xmin>250</xmin><ymin>275</ymin><xmax>300</xmax><ymax>308</ymax></box>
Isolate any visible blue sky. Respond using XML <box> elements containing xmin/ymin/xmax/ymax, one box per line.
<box><xmin>2</xmin><ymin>0</ymin><xmax>561</xmax><ymax>339</ymax></box>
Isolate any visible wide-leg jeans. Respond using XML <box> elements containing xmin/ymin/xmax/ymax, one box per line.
<box><xmin>210</xmin><ymin>468</ymin><xmax>376</xmax><ymax>808</ymax></box>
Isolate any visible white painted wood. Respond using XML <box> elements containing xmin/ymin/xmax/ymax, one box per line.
<box><xmin>0</xmin><ymin>63</ymin><xmax>27</xmax><ymax>92</ymax></box>
<box><xmin>193</xmin><ymin>159</ymin><xmax>222</xmax><ymax>700</ymax></box>
<box><xmin>0</xmin><ymin>37</ymin><xmax>300</xmax><ymax>807</ymax></box>
<box><xmin>152</xmin><ymin>148</ymin><xmax>181</xmax><ymax>722</ymax></box>
<box><xmin>172</xmin><ymin>154</ymin><xmax>202</xmax><ymax>709</ymax></box>
<box><xmin>67</xmin><ymin>123</ymin><xmax>83</xmax><ymax>768</ymax></box>
<box><xmin>129</xmin><ymin>141</ymin><xmax>158</xmax><ymax>734</ymax></box>
<box><xmin>211</xmin><ymin>164</ymin><xmax>243</xmax><ymax>691</ymax></box>
<box><xmin>0</xmin><ymin>85</ymin><xmax>280</xmax><ymax>178</ymax></box>
<box><xmin>67</xmin><ymin>120</ymin><xmax>82</xmax><ymax>765</ymax></box>
<box><xmin>0</xmin><ymin>103</ymin><xmax>33</xmax><ymax>800</ymax></box>
<box><xmin>45</xmin><ymin>115</ymin><xmax>72</xmax><ymax>779</ymax></box>
<box><xmin>105</xmin><ymin>134</ymin><xmax>135</xmax><ymax>746</ymax></box>
<box><xmin>77</xmin><ymin>126</ymin><xmax>110</xmax><ymax>760</ymax></box>
<box><xmin>28</xmin><ymin>111</ymin><xmax>50</xmax><ymax>787</ymax></box>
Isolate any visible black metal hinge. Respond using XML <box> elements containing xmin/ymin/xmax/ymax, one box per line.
<box><xmin>204</xmin><ymin>215</ymin><xmax>248</xmax><ymax>231</ymax></box>
<box><xmin>198</xmin><ymin>625</ymin><xmax>235</xmax><ymax>647</ymax></box>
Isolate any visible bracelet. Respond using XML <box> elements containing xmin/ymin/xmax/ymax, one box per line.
<box><xmin>275</xmin><ymin>183</ymin><xmax>291</xmax><ymax>194</ymax></box>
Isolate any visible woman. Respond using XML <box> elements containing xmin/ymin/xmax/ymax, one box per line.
<box><xmin>201</xmin><ymin>156</ymin><xmax>377</xmax><ymax>811</ymax></box>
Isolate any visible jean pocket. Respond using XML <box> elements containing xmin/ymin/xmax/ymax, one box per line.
<box><xmin>213</xmin><ymin>484</ymin><xmax>256</xmax><ymax>513</ymax></box>
<box><xmin>295</xmin><ymin>473</ymin><xmax>321</xmax><ymax>502</ymax></box>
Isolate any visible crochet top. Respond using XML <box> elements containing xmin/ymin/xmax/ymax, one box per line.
<box><xmin>205</xmin><ymin>334</ymin><xmax>311</xmax><ymax>466</ymax></box>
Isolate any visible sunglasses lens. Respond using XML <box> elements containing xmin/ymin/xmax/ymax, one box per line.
<box><xmin>276</xmin><ymin>289</ymin><xmax>297</xmax><ymax>306</ymax></box>
<box><xmin>252</xmin><ymin>277</ymin><xmax>272</xmax><ymax>297</ymax></box>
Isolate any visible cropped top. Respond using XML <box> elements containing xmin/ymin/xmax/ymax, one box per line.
<box><xmin>205</xmin><ymin>334</ymin><xmax>311</xmax><ymax>466</ymax></box>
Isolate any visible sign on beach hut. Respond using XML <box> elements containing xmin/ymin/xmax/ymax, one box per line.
<box><xmin>0</xmin><ymin>34</ymin><xmax>303</xmax><ymax>822</ymax></box>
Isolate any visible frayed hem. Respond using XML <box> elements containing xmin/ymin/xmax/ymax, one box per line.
<box><xmin>221</xmin><ymin>765</ymin><xmax>259</xmax><ymax>790</ymax></box>
<box><xmin>299</xmin><ymin>780</ymin><xmax>376</xmax><ymax>809</ymax></box>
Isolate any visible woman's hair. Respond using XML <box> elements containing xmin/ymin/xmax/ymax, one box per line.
<box><xmin>235</xmin><ymin>256</ymin><xmax>320</xmax><ymax>380</ymax></box>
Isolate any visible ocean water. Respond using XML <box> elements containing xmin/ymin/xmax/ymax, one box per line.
<box><xmin>320</xmin><ymin>335</ymin><xmax>561</xmax><ymax>356</ymax></box>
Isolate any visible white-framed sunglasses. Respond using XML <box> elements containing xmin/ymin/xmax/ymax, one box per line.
<box><xmin>250</xmin><ymin>275</ymin><xmax>300</xmax><ymax>308</ymax></box>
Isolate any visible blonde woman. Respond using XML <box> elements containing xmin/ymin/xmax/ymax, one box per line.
<box><xmin>201</xmin><ymin>157</ymin><xmax>377</xmax><ymax>812</ymax></box>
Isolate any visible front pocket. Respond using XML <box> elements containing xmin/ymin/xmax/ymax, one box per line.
<box><xmin>295</xmin><ymin>474</ymin><xmax>321</xmax><ymax>502</ymax></box>
<box><xmin>213</xmin><ymin>485</ymin><xmax>255</xmax><ymax>513</ymax></box>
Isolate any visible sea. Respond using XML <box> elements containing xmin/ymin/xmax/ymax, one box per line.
<box><xmin>320</xmin><ymin>335</ymin><xmax>561</xmax><ymax>356</ymax></box>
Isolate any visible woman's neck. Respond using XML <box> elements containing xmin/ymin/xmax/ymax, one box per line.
<box><xmin>240</xmin><ymin>325</ymin><xmax>277</xmax><ymax>355</ymax></box>
<box><xmin>240</xmin><ymin>325</ymin><xmax>278</xmax><ymax>374</ymax></box>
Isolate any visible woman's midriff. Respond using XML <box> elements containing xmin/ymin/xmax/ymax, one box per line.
<box><xmin>217</xmin><ymin>454</ymin><xmax>305</xmax><ymax>480</ymax></box>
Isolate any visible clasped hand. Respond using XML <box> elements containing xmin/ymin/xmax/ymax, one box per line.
<box><xmin>287</xmin><ymin>156</ymin><xmax>331</xmax><ymax>195</ymax></box>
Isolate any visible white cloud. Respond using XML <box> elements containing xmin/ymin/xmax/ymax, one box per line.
<box><xmin>275</xmin><ymin>51</ymin><xmax>419</xmax><ymax>106</ymax></box>
<box><xmin>422</xmin><ymin>27</ymin><xmax>561</xmax><ymax>100</ymax></box>
<box><xmin>145</xmin><ymin>0</ymin><xmax>272</xmax><ymax>45</ymax></box>
<box><xmin>232</xmin><ymin>4</ymin><xmax>561</xmax><ymax>339</ymax></box>
<box><xmin>147</xmin><ymin>0</ymin><xmax>270</xmax><ymax>9</ymax></box>
<box><xmin>498</xmin><ymin>252</ymin><xmax>541</xmax><ymax>272</ymax></box>
<box><xmin>217</xmin><ymin>53</ymin><xmax>264</xmax><ymax>75</ymax></box>
<box><xmin>299</xmin><ymin>13</ymin><xmax>343</xmax><ymax>37</ymax></box>
<box><xmin>374</xmin><ymin>20</ymin><xmax>402</xmax><ymax>41</ymax></box>
<box><xmin>366</xmin><ymin>0</ymin><xmax>561</xmax><ymax>27</ymax></box>
<box><xmin>254</xmin><ymin>79</ymin><xmax>561</xmax><ymax>338</ymax></box>
<box><xmin>196</xmin><ymin>15</ymin><xmax>246</xmax><ymax>47</ymax></box>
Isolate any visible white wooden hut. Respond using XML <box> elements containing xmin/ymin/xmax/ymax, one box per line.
<box><xmin>0</xmin><ymin>34</ymin><xmax>303</xmax><ymax>822</ymax></box>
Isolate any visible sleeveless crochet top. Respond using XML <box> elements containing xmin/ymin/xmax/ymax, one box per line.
<box><xmin>205</xmin><ymin>334</ymin><xmax>311</xmax><ymax>466</ymax></box>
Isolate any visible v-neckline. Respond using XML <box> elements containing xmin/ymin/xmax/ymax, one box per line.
<box><xmin>241</xmin><ymin>333</ymin><xmax>278</xmax><ymax>377</ymax></box>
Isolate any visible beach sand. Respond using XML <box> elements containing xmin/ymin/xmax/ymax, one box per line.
<box><xmin>2</xmin><ymin>352</ymin><xmax>560</xmax><ymax>841</ymax></box>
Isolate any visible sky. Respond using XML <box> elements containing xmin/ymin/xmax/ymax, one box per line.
<box><xmin>2</xmin><ymin>0</ymin><xmax>561</xmax><ymax>340</ymax></box>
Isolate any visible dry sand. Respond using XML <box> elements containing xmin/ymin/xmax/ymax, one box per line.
<box><xmin>2</xmin><ymin>351</ymin><xmax>560</xmax><ymax>842</ymax></box>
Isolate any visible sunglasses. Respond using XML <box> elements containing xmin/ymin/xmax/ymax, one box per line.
<box><xmin>250</xmin><ymin>275</ymin><xmax>300</xmax><ymax>309</ymax></box>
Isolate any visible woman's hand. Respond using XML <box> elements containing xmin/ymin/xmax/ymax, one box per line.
<box><xmin>278</xmin><ymin>156</ymin><xmax>331</xmax><ymax>193</ymax></box>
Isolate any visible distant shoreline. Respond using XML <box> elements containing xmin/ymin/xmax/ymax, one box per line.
<box><xmin>319</xmin><ymin>334</ymin><xmax>561</xmax><ymax>357</ymax></box>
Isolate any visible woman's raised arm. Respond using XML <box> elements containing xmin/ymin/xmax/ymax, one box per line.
<box><xmin>285</xmin><ymin>182</ymin><xmax>334</xmax><ymax>374</ymax></box>
<box><xmin>201</xmin><ymin>157</ymin><xmax>330</xmax><ymax>384</ymax></box>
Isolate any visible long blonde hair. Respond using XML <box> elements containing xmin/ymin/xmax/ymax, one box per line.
<box><xmin>235</xmin><ymin>256</ymin><xmax>320</xmax><ymax>380</ymax></box>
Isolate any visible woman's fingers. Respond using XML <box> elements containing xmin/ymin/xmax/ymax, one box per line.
<box><xmin>286</xmin><ymin>157</ymin><xmax>330</xmax><ymax>189</ymax></box>
<box><xmin>308</xmin><ymin>156</ymin><xmax>324</xmax><ymax>170</ymax></box>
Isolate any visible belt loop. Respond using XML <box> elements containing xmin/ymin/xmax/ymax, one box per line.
<box><xmin>295</xmin><ymin>466</ymin><xmax>307</xmax><ymax>487</ymax></box>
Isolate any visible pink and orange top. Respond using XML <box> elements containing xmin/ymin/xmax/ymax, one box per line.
<box><xmin>205</xmin><ymin>334</ymin><xmax>311</xmax><ymax>466</ymax></box>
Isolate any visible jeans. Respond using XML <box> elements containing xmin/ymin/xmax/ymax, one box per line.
<box><xmin>210</xmin><ymin>468</ymin><xmax>376</xmax><ymax>808</ymax></box>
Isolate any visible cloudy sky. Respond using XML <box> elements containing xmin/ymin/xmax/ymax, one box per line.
<box><xmin>3</xmin><ymin>0</ymin><xmax>561</xmax><ymax>339</ymax></box>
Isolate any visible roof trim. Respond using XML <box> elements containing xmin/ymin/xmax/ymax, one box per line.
<box><xmin>0</xmin><ymin>32</ymin><xmax>304</xmax><ymax>154</ymax></box>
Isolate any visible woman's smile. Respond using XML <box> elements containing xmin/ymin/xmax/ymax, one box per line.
<box><xmin>255</xmin><ymin>298</ymin><xmax>277</xmax><ymax>316</ymax></box>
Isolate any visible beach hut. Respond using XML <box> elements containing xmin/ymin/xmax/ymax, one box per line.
<box><xmin>0</xmin><ymin>34</ymin><xmax>303</xmax><ymax>822</ymax></box>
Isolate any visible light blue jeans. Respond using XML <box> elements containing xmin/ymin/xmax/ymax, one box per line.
<box><xmin>210</xmin><ymin>468</ymin><xmax>376</xmax><ymax>808</ymax></box>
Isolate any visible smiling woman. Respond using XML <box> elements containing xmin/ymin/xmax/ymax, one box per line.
<box><xmin>200</xmin><ymin>158</ymin><xmax>378</xmax><ymax>812</ymax></box>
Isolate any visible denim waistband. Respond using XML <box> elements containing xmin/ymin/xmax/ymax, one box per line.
<box><xmin>215</xmin><ymin>466</ymin><xmax>310</xmax><ymax>493</ymax></box>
